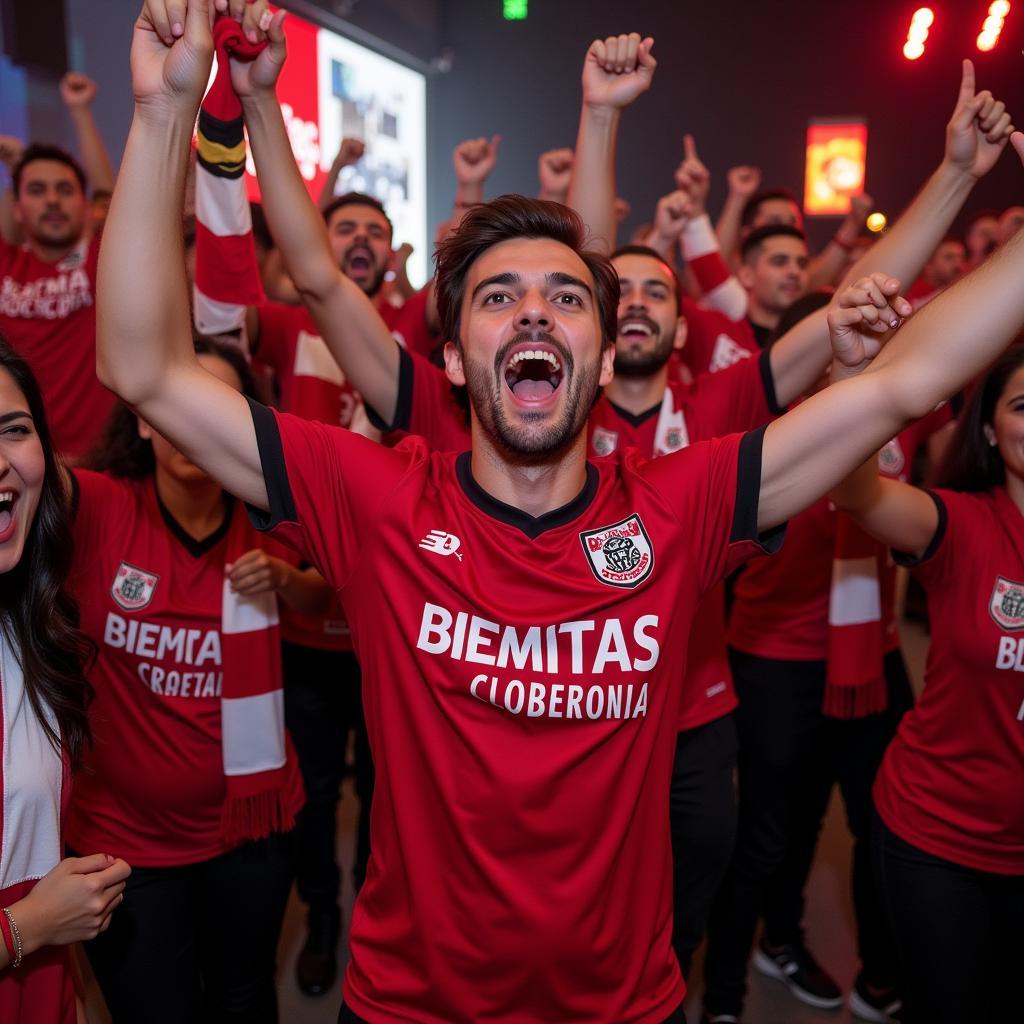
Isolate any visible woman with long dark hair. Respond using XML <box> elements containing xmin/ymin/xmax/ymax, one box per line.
<box><xmin>65</xmin><ymin>337</ymin><xmax>326</xmax><ymax>1023</ymax></box>
<box><xmin>831</xmin><ymin>345</ymin><xmax>1024</xmax><ymax>1023</ymax></box>
<box><xmin>0</xmin><ymin>336</ymin><xmax>130</xmax><ymax>1022</ymax></box>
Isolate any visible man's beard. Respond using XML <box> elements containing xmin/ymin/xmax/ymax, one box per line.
<box><xmin>31</xmin><ymin>218</ymin><xmax>80</xmax><ymax>251</ymax></box>
<box><xmin>462</xmin><ymin>332</ymin><xmax>602</xmax><ymax>460</ymax></box>
<box><xmin>613</xmin><ymin>333</ymin><xmax>675</xmax><ymax>378</ymax></box>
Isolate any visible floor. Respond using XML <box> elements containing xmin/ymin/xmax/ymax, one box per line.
<box><xmin>277</xmin><ymin>621</ymin><xmax>929</xmax><ymax>1024</ymax></box>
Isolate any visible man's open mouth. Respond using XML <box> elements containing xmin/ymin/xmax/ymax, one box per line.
<box><xmin>618</xmin><ymin>317</ymin><xmax>657</xmax><ymax>340</ymax></box>
<box><xmin>503</xmin><ymin>347</ymin><xmax>564</xmax><ymax>401</ymax></box>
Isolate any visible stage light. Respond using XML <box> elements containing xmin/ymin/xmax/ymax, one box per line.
<box><xmin>976</xmin><ymin>2</ymin><xmax>1010</xmax><ymax>51</ymax></box>
<box><xmin>503</xmin><ymin>0</ymin><xmax>528</xmax><ymax>19</ymax></box>
<box><xmin>866</xmin><ymin>212</ymin><xmax>887</xmax><ymax>233</ymax></box>
<box><xmin>903</xmin><ymin>8</ymin><xmax>934</xmax><ymax>60</ymax></box>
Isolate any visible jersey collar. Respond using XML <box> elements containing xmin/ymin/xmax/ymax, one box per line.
<box><xmin>455</xmin><ymin>452</ymin><xmax>599</xmax><ymax>539</ymax></box>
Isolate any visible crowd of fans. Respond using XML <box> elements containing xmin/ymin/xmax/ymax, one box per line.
<box><xmin>0</xmin><ymin>3</ymin><xmax>1021</xmax><ymax>1024</ymax></box>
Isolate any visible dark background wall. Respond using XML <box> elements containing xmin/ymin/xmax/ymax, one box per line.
<box><xmin>3</xmin><ymin>0</ymin><xmax>1021</xmax><ymax>255</ymax></box>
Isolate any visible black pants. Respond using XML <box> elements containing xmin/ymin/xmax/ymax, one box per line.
<box><xmin>703</xmin><ymin>648</ymin><xmax>912</xmax><ymax>1016</ymax></box>
<box><xmin>669</xmin><ymin>713</ymin><xmax>738</xmax><ymax>978</ymax></box>
<box><xmin>338</xmin><ymin>1002</ymin><xmax>688</xmax><ymax>1023</ymax></box>
<box><xmin>79</xmin><ymin>834</ymin><xmax>294</xmax><ymax>1023</ymax></box>
<box><xmin>873</xmin><ymin>812</ymin><xmax>1024</xmax><ymax>1024</ymax></box>
<box><xmin>283</xmin><ymin>642</ymin><xmax>374</xmax><ymax>905</ymax></box>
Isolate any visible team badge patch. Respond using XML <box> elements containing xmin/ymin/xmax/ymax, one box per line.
<box><xmin>111</xmin><ymin>562</ymin><xmax>160</xmax><ymax>612</ymax></box>
<box><xmin>989</xmin><ymin>575</ymin><xmax>1024</xmax><ymax>630</ymax></box>
<box><xmin>592</xmin><ymin>427</ymin><xmax>619</xmax><ymax>457</ymax></box>
<box><xmin>580</xmin><ymin>514</ymin><xmax>654</xmax><ymax>589</ymax></box>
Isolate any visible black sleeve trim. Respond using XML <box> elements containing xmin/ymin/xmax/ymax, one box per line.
<box><xmin>729</xmin><ymin>425</ymin><xmax>785</xmax><ymax>553</ymax></box>
<box><xmin>758</xmin><ymin>348</ymin><xmax>784</xmax><ymax>416</ymax></box>
<box><xmin>364</xmin><ymin>343</ymin><xmax>413</xmax><ymax>432</ymax></box>
<box><xmin>245</xmin><ymin>397</ymin><xmax>298</xmax><ymax>532</ymax></box>
<box><xmin>892</xmin><ymin>490</ymin><xmax>947</xmax><ymax>567</ymax></box>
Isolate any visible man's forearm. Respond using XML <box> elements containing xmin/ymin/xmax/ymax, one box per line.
<box><xmin>566</xmin><ymin>105</ymin><xmax>620</xmax><ymax>255</ymax></box>
<box><xmin>844</xmin><ymin>162</ymin><xmax>973</xmax><ymax>291</ymax></box>
<box><xmin>714</xmin><ymin>193</ymin><xmax>745</xmax><ymax>266</ymax></box>
<box><xmin>242</xmin><ymin>92</ymin><xmax>339</xmax><ymax>300</ymax></box>
<box><xmin>68</xmin><ymin>107</ymin><xmax>115</xmax><ymax>194</ymax></box>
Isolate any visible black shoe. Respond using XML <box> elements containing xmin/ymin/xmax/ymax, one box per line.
<box><xmin>752</xmin><ymin>938</ymin><xmax>842</xmax><ymax>1010</ymax></box>
<box><xmin>295</xmin><ymin>906</ymin><xmax>341</xmax><ymax>997</ymax></box>
<box><xmin>848</xmin><ymin>972</ymin><xmax>902</xmax><ymax>1023</ymax></box>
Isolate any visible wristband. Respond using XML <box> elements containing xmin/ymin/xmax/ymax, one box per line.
<box><xmin>831</xmin><ymin>234</ymin><xmax>855</xmax><ymax>252</ymax></box>
<box><xmin>1</xmin><ymin>907</ymin><xmax>22</xmax><ymax>967</ymax></box>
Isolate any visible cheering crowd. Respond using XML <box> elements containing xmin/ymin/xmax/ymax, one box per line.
<box><xmin>0</xmin><ymin>2</ymin><xmax>1022</xmax><ymax>1023</ymax></box>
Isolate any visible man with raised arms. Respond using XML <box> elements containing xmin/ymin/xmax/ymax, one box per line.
<box><xmin>102</xmin><ymin>4</ymin><xmax>1019</xmax><ymax>1021</ymax></box>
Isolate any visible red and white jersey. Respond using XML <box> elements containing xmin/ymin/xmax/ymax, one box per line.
<box><xmin>0</xmin><ymin>636</ymin><xmax>75</xmax><ymax>1024</ymax></box>
<box><xmin>875</xmin><ymin>487</ymin><xmax>1024</xmax><ymax>875</ymax></box>
<box><xmin>383</xmin><ymin>285</ymin><xmax>438</xmax><ymax>359</ymax></box>
<box><xmin>680</xmin><ymin>298</ymin><xmax>763</xmax><ymax>377</ymax></box>
<box><xmin>729</xmin><ymin>408</ymin><xmax>950</xmax><ymax>660</ymax></box>
<box><xmin>0</xmin><ymin>236</ymin><xmax>113</xmax><ymax>458</ymax></box>
<box><xmin>255</xmin><ymin>302</ymin><xmax>359</xmax><ymax>651</ymax></box>
<box><xmin>65</xmin><ymin>470</ymin><xmax>303</xmax><ymax>867</ymax></box>
<box><xmin>589</xmin><ymin>351</ymin><xmax>781</xmax><ymax>730</ymax></box>
<box><xmin>249</xmin><ymin>400</ymin><xmax>777</xmax><ymax>1023</ymax></box>
<box><xmin>365</xmin><ymin>345</ymin><xmax>472</xmax><ymax>452</ymax></box>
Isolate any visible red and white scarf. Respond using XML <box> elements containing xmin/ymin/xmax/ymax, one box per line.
<box><xmin>220</xmin><ymin>509</ymin><xmax>295</xmax><ymax>845</ymax></box>
<box><xmin>193</xmin><ymin>15</ymin><xmax>266</xmax><ymax>337</ymax></box>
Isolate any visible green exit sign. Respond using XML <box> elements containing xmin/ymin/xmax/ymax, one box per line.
<box><xmin>503</xmin><ymin>0</ymin><xmax>528</xmax><ymax>19</ymax></box>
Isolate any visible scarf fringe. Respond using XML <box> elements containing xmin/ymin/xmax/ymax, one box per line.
<box><xmin>221</xmin><ymin>783</ymin><xmax>296</xmax><ymax>847</ymax></box>
<box><xmin>822</xmin><ymin>672</ymin><xmax>889</xmax><ymax>720</ymax></box>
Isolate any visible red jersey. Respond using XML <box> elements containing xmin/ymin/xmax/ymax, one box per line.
<box><xmin>680</xmin><ymin>298</ymin><xmax>763</xmax><ymax>377</ymax></box>
<box><xmin>875</xmin><ymin>488</ymin><xmax>1024</xmax><ymax>875</ymax></box>
<box><xmin>0</xmin><ymin>236</ymin><xmax>113</xmax><ymax>457</ymax></box>
<box><xmin>383</xmin><ymin>286</ymin><xmax>438</xmax><ymax>359</ymax></box>
<box><xmin>729</xmin><ymin>410</ymin><xmax>950</xmax><ymax>660</ymax></box>
<box><xmin>365</xmin><ymin>345</ymin><xmax>472</xmax><ymax>452</ymax></box>
<box><xmin>65</xmin><ymin>470</ymin><xmax>304</xmax><ymax>867</ymax></box>
<box><xmin>588</xmin><ymin>351</ymin><xmax>782</xmax><ymax>731</ymax></box>
<box><xmin>255</xmin><ymin>302</ymin><xmax>358</xmax><ymax>651</ymax></box>
<box><xmin>249</xmin><ymin>400</ymin><xmax>778</xmax><ymax>1023</ymax></box>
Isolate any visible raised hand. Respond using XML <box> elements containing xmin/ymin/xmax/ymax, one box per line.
<box><xmin>674</xmin><ymin>134</ymin><xmax>710</xmax><ymax>215</ymax></box>
<box><xmin>227</xmin><ymin>3</ymin><xmax>288</xmax><ymax>99</ymax></box>
<box><xmin>59</xmin><ymin>72</ymin><xmax>97</xmax><ymax>109</ymax></box>
<box><xmin>848</xmin><ymin>191</ymin><xmax>874</xmax><ymax>224</ymax></box>
<box><xmin>727</xmin><ymin>165</ymin><xmax>761</xmax><ymax>198</ymax></box>
<box><xmin>827</xmin><ymin>273</ymin><xmax>912</xmax><ymax>381</ymax></box>
<box><xmin>538</xmin><ymin>148</ymin><xmax>574</xmax><ymax>198</ymax></box>
<box><xmin>453</xmin><ymin>136</ymin><xmax>501</xmax><ymax>186</ymax></box>
<box><xmin>0</xmin><ymin>135</ymin><xmax>24</xmax><ymax>170</ymax></box>
<box><xmin>133</xmin><ymin>0</ymin><xmax>218</xmax><ymax>111</ymax></box>
<box><xmin>581</xmin><ymin>32</ymin><xmax>656</xmax><ymax>111</ymax></box>
<box><xmin>945</xmin><ymin>58</ymin><xmax>1014</xmax><ymax>179</ymax></box>
<box><xmin>650</xmin><ymin>189</ymin><xmax>695</xmax><ymax>245</ymax></box>
<box><xmin>333</xmin><ymin>137</ymin><xmax>365</xmax><ymax>168</ymax></box>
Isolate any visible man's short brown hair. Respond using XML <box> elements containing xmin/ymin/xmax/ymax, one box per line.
<box><xmin>434</xmin><ymin>195</ymin><xmax>619</xmax><ymax>350</ymax></box>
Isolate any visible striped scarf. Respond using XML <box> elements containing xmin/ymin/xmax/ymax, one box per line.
<box><xmin>193</xmin><ymin>16</ymin><xmax>266</xmax><ymax>337</ymax></box>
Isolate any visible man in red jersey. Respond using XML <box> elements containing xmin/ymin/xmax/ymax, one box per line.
<box><xmin>101</xmin><ymin>5</ymin><xmax>1019</xmax><ymax>1022</ymax></box>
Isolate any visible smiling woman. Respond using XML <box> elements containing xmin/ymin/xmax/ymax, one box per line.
<box><xmin>0</xmin><ymin>336</ymin><xmax>130</xmax><ymax>1024</ymax></box>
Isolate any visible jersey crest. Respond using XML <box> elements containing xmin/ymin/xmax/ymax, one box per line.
<box><xmin>111</xmin><ymin>561</ymin><xmax>160</xmax><ymax>612</ymax></box>
<box><xmin>989</xmin><ymin>575</ymin><xmax>1024</xmax><ymax>631</ymax></box>
<box><xmin>709</xmin><ymin>334</ymin><xmax>752</xmax><ymax>373</ymax></box>
<box><xmin>579</xmin><ymin>514</ymin><xmax>654</xmax><ymax>589</ymax></box>
<box><xmin>591</xmin><ymin>427</ymin><xmax>619</xmax><ymax>457</ymax></box>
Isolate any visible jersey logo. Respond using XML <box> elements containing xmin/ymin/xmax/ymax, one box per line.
<box><xmin>419</xmin><ymin>530</ymin><xmax>464</xmax><ymax>561</ymax></box>
<box><xmin>989</xmin><ymin>576</ymin><xmax>1024</xmax><ymax>631</ymax></box>
<box><xmin>580</xmin><ymin>514</ymin><xmax>654</xmax><ymax>589</ymax></box>
<box><xmin>709</xmin><ymin>334</ymin><xmax>752</xmax><ymax>373</ymax></box>
<box><xmin>878</xmin><ymin>438</ymin><xmax>906</xmax><ymax>479</ymax></box>
<box><xmin>591</xmin><ymin>427</ymin><xmax>619</xmax><ymax>457</ymax></box>
<box><xmin>111</xmin><ymin>562</ymin><xmax>160</xmax><ymax>612</ymax></box>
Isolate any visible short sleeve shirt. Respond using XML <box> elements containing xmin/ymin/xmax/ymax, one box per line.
<box><xmin>875</xmin><ymin>488</ymin><xmax>1024</xmax><ymax>874</ymax></box>
<box><xmin>680</xmin><ymin>298</ymin><xmax>762</xmax><ymax>377</ymax></box>
<box><xmin>247</xmin><ymin>401</ymin><xmax>778</xmax><ymax>1023</ymax></box>
<box><xmin>0</xmin><ymin>236</ymin><xmax>112</xmax><ymax>457</ymax></box>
